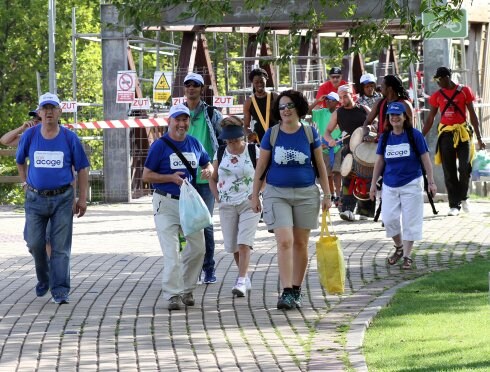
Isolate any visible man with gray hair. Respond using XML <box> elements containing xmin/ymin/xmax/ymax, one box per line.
<box><xmin>324</xmin><ymin>85</ymin><xmax>372</xmax><ymax>221</ymax></box>
<box><xmin>16</xmin><ymin>92</ymin><xmax>90</xmax><ymax>305</ymax></box>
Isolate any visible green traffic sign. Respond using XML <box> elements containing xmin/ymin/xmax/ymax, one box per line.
<box><xmin>422</xmin><ymin>9</ymin><xmax>468</xmax><ymax>39</ymax></box>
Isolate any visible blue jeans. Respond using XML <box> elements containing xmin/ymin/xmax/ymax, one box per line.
<box><xmin>25</xmin><ymin>187</ymin><xmax>74</xmax><ymax>298</ymax></box>
<box><xmin>195</xmin><ymin>183</ymin><xmax>215</xmax><ymax>273</ymax></box>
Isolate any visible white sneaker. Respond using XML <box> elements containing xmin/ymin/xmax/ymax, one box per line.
<box><xmin>245</xmin><ymin>276</ymin><xmax>252</xmax><ymax>291</ymax></box>
<box><xmin>358</xmin><ymin>215</ymin><xmax>368</xmax><ymax>221</ymax></box>
<box><xmin>339</xmin><ymin>210</ymin><xmax>355</xmax><ymax>221</ymax></box>
<box><xmin>232</xmin><ymin>278</ymin><xmax>247</xmax><ymax>297</ymax></box>
<box><xmin>461</xmin><ymin>200</ymin><xmax>470</xmax><ymax>213</ymax></box>
<box><xmin>447</xmin><ymin>208</ymin><xmax>460</xmax><ymax>216</ymax></box>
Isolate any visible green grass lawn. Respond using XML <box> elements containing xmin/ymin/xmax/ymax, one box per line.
<box><xmin>363</xmin><ymin>256</ymin><xmax>490</xmax><ymax>371</ymax></box>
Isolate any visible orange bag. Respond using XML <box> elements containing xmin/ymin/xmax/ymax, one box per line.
<box><xmin>316</xmin><ymin>210</ymin><xmax>345</xmax><ymax>294</ymax></box>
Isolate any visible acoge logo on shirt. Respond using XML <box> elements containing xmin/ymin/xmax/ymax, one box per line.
<box><xmin>169</xmin><ymin>152</ymin><xmax>198</xmax><ymax>169</ymax></box>
<box><xmin>33</xmin><ymin>151</ymin><xmax>64</xmax><ymax>168</ymax></box>
<box><xmin>385</xmin><ymin>143</ymin><xmax>410</xmax><ymax>159</ymax></box>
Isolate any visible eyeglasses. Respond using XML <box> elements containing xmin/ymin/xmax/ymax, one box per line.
<box><xmin>330</xmin><ymin>75</ymin><xmax>341</xmax><ymax>79</ymax></box>
<box><xmin>278</xmin><ymin>102</ymin><xmax>295</xmax><ymax>110</ymax></box>
<box><xmin>184</xmin><ymin>82</ymin><xmax>202</xmax><ymax>88</ymax></box>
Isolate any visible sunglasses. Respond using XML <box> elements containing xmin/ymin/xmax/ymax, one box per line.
<box><xmin>330</xmin><ymin>75</ymin><xmax>341</xmax><ymax>79</ymax></box>
<box><xmin>278</xmin><ymin>102</ymin><xmax>295</xmax><ymax>110</ymax></box>
<box><xmin>184</xmin><ymin>82</ymin><xmax>202</xmax><ymax>88</ymax></box>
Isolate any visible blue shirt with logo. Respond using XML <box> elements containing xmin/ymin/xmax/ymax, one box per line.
<box><xmin>16</xmin><ymin>126</ymin><xmax>90</xmax><ymax>190</ymax></box>
<box><xmin>376</xmin><ymin>129</ymin><xmax>429</xmax><ymax>188</ymax></box>
<box><xmin>144</xmin><ymin>133</ymin><xmax>210</xmax><ymax>196</ymax></box>
<box><xmin>261</xmin><ymin>125</ymin><xmax>321</xmax><ymax>187</ymax></box>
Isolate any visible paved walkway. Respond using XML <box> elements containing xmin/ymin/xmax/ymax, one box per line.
<box><xmin>0</xmin><ymin>198</ymin><xmax>488</xmax><ymax>371</ymax></box>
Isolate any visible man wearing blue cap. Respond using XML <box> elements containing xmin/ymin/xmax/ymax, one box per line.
<box><xmin>143</xmin><ymin>103</ymin><xmax>213</xmax><ymax>310</ymax></box>
<box><xmin>1</xmin><ymin>109</ymin><xmax>41</xmax><ymax>147</ymax></box>
<box><xmin>182</xmin><ymin>72</ymin><xmax>223</xmax><ymax>284</ymax></box>
<box><xmin>16</xmin><ymin>92</ymin><xmax>90</xmax><ymax>305</ymax></box>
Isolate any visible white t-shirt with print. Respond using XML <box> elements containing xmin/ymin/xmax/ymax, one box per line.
<box><xmin>213</xmin><ymin>144</ymin><xmax>260</xmax><ymax>205</ymax></box>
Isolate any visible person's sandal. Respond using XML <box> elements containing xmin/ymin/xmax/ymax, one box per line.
<box><xmin>387</xmin><ymin>245</ymin><xmax>404</xmax><ymax>265</ymax></box>
<box><xmin>402</xmin><ymin>257</ymin><xmax>413</xmax><ymax>270</ymax></box>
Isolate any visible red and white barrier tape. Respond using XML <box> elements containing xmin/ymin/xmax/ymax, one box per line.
<box><xmin>65</xmin><ymin>118</ymin><xmax>168</xmax><ymax>130</ymax></box>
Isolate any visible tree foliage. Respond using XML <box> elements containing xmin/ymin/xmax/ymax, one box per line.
<box><xmin>0</xmin><ymin>0</ymin><xmax>102</xmax><ymax>204</ymax></box>
<box><xmin>112</xmin><ymin>0</ymin><xmax>465</xmax><ymax>65</ymax></box>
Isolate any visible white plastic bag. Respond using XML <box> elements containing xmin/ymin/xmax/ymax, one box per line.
<box><xmin>179</xmin><ymin>179</ymin><xmax>213</xmax><ymax>236</ymax></box>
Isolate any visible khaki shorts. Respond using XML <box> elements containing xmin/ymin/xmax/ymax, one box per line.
<box><xmin>262</xmin><ymin>184</ymin><xmax>320</xmax><ymax>230</ymax></box>
<box><xmin>322</xmin><ymin>150</ymin><xmax>342</xmax><ymax>175</ymax></box>
<box><xmin>218</xmin><ymin>200</ymin><xmax>261</xmax><ymax>253</ymax></box>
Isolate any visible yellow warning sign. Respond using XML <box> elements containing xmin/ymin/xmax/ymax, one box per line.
<box><xmin>155</xmin><ymin>74</ymin><xmax>170</xmax><ymax>89</ymax></box>
<box><xmin>153</xmin><ymin>91</ymin><xmax>171</xmax><ymax>103</ymax></box>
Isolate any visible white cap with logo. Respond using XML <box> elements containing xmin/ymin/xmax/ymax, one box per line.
<box><xmin>325</xmin><ymin>92</ymin><xmax>340</xmax><ymax>102</ymax></box>
<box><xmin>169</xmin><ymin>103</ymin><xmax>190</xmax><ymax>118</ymax></box>
<box><xmin>360</xmin><ymin>73</ymin><xmax>376</xmax><ymax>84</ymax></box>
<box><xmin>39</xmin><ymin>92</ymin><xmax>61</xmax><ymax>107</ymax></box>
<box><xmin>183</xmin><ymin>72</ymin><xmax>204</xmax><ymax>86</ymax></box>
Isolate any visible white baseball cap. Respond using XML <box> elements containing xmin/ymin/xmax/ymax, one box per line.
<box><xmin>38</xmin><ymin>92</ymin><xmax>60</xmax><ymax>107</ymax></box>
<box><xmin>184</xmin><ymin>72</ymin><xmax>204</xmax><ymax>86</ymax></box>
<box><xmin>169</xmin><ymin>103</ymin><xmax>190</xmax><ymax>118</ymax></box>
<box><xmin>325</xmin><ymin>92</ymin><xmax>340</xmax><ymax>102</ymax></box>
<box><xmin>360</xmin><ymin>73</ymin><xmax>376</xmax><ymax>84</ymax></box>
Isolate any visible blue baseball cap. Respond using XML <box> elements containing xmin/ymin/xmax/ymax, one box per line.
<box><xmin>169</xmin><ymin>103</ymin><xmax>190</xmax><ymax>118</ymax></box>
<box><xmin>386</xmin><ymin>102</ymin><xmax>406</xmax><ymax>115</ymax></box>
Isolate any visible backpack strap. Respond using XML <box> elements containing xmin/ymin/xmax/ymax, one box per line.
<box><xmin>377</xmin><ymin>128</ymin><xmax>438</xmax><ymax>216</ymax></box>
<box><xmin>216</xmin><ymin>144</ymin><xmax>226</xmax><ymax>167</ymax></box>
<box><xmin>439</xmin><ymin>84</ymin><xmax>466</xmax><ymax>120</ymax></box>
<box><xmin>269</xmin><ymin>124</ymin><xmax>280</xmax><ymax>147</ymax></box>
<box><xmin>206</xmin><ymin>105</ymin><xmax>215</xmax><ymax>122</ymax></box>
<box><xmin>260</xmin><ymin>124</ymin><xmax>318</xmax><ymax>180</ymax></box>
<box><xmin>247</xmin><ymin>143</ymin><xmax>257</xmax><ymax>169</ymax></box>
<box><xmin>161</xmin><ymin>137</ymin><xmax>197</xmax><ymax>186</ymax></box>
<box><xmin>217</xmin><ymin>143</ymin><xmax>257</xmax><ymax>170</ymax></box>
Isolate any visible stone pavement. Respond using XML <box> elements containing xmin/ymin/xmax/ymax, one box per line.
<box><xmin>0</xmin><ymin>198</ymin><xmax>488</xmax><ymax>371</ymax></box>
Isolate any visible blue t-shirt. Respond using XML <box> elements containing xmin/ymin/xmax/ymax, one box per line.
<box><xmin>261</xmin><ymin>125</ymin><xmax>321</xmax><ymax>187</ymax></box>
<box><xmin>144</xmin><ymin>133</ymin><xmax>210</xmax><ymax>196</ymax></box>
<box><xmin>16</xmin><ymin>126</ymin><xmax>90</xmax><ymax>190</ymax></box>
<box><xmin>376</xmin><ymin>129</ymin><xmax>429</xmax><ymax>188</ymax></box>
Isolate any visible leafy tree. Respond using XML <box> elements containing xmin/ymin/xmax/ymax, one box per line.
<box><xmin>0</xmin><ymin>0</ymin><xmax>102</xmax><ymax>204</ymax></box>
<box><xmin>112</xmin><ymin>0</ymin><xmax>465</xmax><ymax>66</ymax></box>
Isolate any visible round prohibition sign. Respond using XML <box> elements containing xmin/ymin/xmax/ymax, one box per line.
<box><xmin>118</xmin><ymin>73</ymin><xmax>134</xmax><ymax>91</ymax></box>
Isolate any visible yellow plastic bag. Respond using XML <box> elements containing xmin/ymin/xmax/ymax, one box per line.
<box><xmin>316</xmin><ymin>210</ymin><xmax>345</xmax><ymax>294</ymax></box>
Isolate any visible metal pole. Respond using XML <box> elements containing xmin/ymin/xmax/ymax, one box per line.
<box><xmin>36</xmin><ymin>71</ymin><xmax>42</xmax><ymax>97</ymax></box>
<box><xmin>48</xmin><ymin>0</ymin><xmax>57</xmax><ymax>93</ymax></box>
<box><xmin>156</xmin><ymin>29</ymin><xmax>161</xmax><ymax>70</ymax></box>
<box><xmin>224</xmin><ymin>34</ymin><xmax>229</xmax><ymax>96</ymax></box>
<box><xmin>72</xmin><ymin>7</ymin><xmax>78</xmax><ymax>122</ymax></box>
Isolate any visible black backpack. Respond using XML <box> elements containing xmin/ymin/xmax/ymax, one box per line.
<box><xmin>216</xmin><ymin>143</ymin><xmax>257</xmax><ymax>169</ymax></box>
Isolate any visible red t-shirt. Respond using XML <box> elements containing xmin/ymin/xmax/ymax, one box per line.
<box><xmin>315</xmin><ymin>80</ymin><xmax>349</xmax><ymax>108</ymax></box>
<box><xmin>428</xmin><ymin>85</ymin><xmax>475</xmax><ymax>125</ymax></box>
